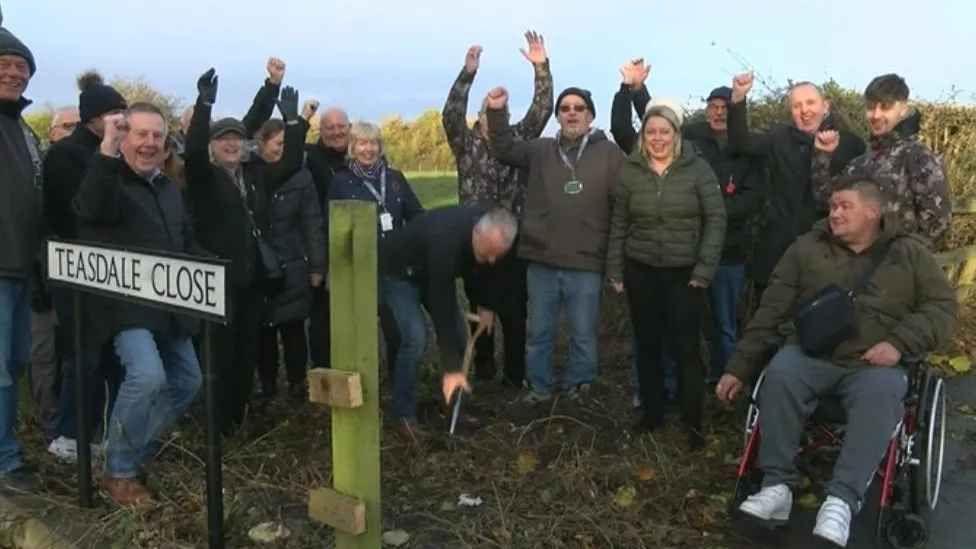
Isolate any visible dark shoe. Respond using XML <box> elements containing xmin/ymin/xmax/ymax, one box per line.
<box><xmin>0</xmin><ymin>464</ymin><xmax>38</xmax><ymax>493</ymax></box>
<box><xmin>100</xmin><ymin>476</ymin><xmax>153</xmax><ymax>506</ymax></box>
<box><xmin>396</xmin><ymin>419</ymin><xmax>428</xmax><ymax>446</ymax></box>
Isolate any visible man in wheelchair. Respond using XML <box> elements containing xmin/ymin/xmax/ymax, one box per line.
<box><xmin>715</xmin><ymin>175</ymin><xmax>957</xmax><ymax>547</ymax></box>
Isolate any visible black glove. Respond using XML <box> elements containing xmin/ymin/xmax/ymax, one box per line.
<box><xmin>277</xmin><ymin>86</ymin><xmax>299</xmax><ymax>123</ymax></box>
<box><xmin>197</xmin><ymin>68</ymin><xmax>218</xmax><ymax>105</ymax></box>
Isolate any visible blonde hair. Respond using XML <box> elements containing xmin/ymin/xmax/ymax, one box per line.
<box><xmin>638</xmin><ymin>109</ymin><xmax>682</xmax><ymax>161</ymax></box>
<box><xmin>347</xmin><ymin>121</ymin><xmax>384</xmax><ymax>159</ymax></box>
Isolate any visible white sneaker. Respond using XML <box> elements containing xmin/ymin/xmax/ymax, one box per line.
<box><xmin>47</xmin><ymin>436</ymin><xmax>78</xmax><ymax>462</ymax></box>
<box><xmin>738</xmin><ymin>483</ymin><xmax>792</xmax><ymax>523</ymax></box>
<box><xmin>813</xmin><ymin>496</ymin><xmax>851</xmax><ymax>547</ymax></box>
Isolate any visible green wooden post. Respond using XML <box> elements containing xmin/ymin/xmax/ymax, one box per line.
<box><xmin>314</xmin><ymin>201</ymin><xmax>381</xmax><ymax>548</ymax></box>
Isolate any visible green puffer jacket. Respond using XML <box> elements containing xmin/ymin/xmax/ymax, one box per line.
<box><xmin>606</xmin><ymin>146</ymin><xmax>726</xmax><ymax>284</ymax></box>
<box><xmin>727</xmin><ymin>215</ymin><xmax>958</xmax><ymax>382</ymax></box>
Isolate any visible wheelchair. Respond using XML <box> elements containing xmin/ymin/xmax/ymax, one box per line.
<box><xmin>731</xmin><ymin>359</ymin><xmax>947</xmax><ymax>548</ymax></box>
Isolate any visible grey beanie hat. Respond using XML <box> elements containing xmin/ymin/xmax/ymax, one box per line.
<box><xmin>0</xmin><ymin>25</ymin><xmax>36</xmax><ymax>76</ymax></box>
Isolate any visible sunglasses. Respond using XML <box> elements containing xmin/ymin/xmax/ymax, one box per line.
<box><xmin>559</xmin><ymin>104</ymin><xmax>588</xmax><ymax>113</ymax></box>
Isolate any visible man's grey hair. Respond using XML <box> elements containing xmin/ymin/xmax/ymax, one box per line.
<box><xmin>475</xmin><ymin>208</ymin><xmax>518</xmax><ymax>248</ymax></box>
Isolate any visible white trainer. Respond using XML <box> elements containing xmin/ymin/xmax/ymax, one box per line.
<box><xmin>738</xmin><ymin>483</ymin><xmax>792</xmax><ymax>523</ymax></box>
<box><xmin>813</xmin><ymin>495</ymin><xmax>852</xmax><ymax>547</ymax></box>
<box><xmin>47</xmin><ymin>436</ymin><xmax>78</xmax><ymax>462</ymax></box>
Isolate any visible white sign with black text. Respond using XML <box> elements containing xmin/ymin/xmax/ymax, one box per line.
<box><xmin>47</xmin><ymin>240</ymin><xmax>227</xmax><ymax>320</ymax></box>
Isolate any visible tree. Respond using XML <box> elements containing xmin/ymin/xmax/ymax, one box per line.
<box><xmin>24</xmin><ymin>108</ymin><xmax>53</xmax><ymax>145</ymax></box>
<box><xmin>109</xmin><ymin>76</ymin><xmax>184</xmax><ymax>129</ymax></box>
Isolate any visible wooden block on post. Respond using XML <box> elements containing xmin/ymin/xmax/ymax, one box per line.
<box><xmin>307</xmin><ymin>368</ymin><xmax>363</xmax><ymax>408</ymax></box>
<box><xmin>309</xmin><ymin>487</ymin><xmax>366</xmax><ymax>535</ymax></box>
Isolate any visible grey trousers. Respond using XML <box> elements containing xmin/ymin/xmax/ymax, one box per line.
<box><xmin>759</xmin><ymin>345</ymin><xmax>907</xmax><ymax>512</ymax></box>
<box><xmin>29</xmin><ymin>309</ymin><xmax>60</xmax><ymax>441</ymax></box>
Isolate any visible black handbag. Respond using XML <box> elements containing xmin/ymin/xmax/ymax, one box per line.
<box><xmin>241</xmin><ymin>184</ymin><xmax>284</xmax><ymax>291</ymax></box>
<box><xmin>794</xmin><ymin>241</ymin><xmax>891</xmax><ymax>356</ymax></box>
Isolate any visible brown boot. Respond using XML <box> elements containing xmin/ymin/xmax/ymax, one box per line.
<box><xmin>101</xmin><ymin>476</ymin><xmax>154</xmax><ymax>506</ymax></box>
<box><xmin>396</xmin><ymin>419</ymin><xmax>428</xmax><ymax>446</ymax></box>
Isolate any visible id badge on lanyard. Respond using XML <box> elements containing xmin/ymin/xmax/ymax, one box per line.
<box><xmin>559</xmin><ymin>130</ymin><xmax>591</xmax><ymax>196</ymax></box>
<box><xmin>362</xmin><ymin>169</ymin><xmax>393</xmax><ymax>232</ymax></box>
<box><xmin>379</xmin><ymin>212</ymin><xmax>393</xmax><ymax>232</ymax></box>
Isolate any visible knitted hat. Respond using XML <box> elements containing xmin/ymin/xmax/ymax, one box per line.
<box><xmin>0</xmin><ymin>25</ymin><xmax>35</xmax><ymax>75</ymax></box>
<box><xmin>643</xmin><ymin>98</ymin><xmax>685</xmax><ymax>131</ymax></box>
<box><xmin>556</xmin><ymin>87</ymin><xmax>596</xmax><ymax>117</ymax></box>
<box><xmin>210</xmin><ymin>117</ymin><xmax>247</xmax><ymax>140</ymax></box>
<box><xmin>77</xmin><ymin>71</ymin><xmax>127</xmax><ymax>123</ymax></box>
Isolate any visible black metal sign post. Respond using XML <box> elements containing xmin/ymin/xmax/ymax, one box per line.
<box><xmin>47</xmin><ymin>240</ymin><xmax>230</xmax><ymax>548</ymax></box>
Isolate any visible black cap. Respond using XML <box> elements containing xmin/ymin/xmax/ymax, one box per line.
<box><xmin>706</xmin><ymin>86</ymin><xmax>732</xmax><ymax>103</ymax></box>
<box><xmin>210</xmin><ymin>117</ymin><xmax>247</xmax><ymax>140</ymax></box>
<box><xmin>0</xmin><ymin>25</ymin><xmax>35</xmax><ymax>76</ymax></box>
<box><xmin>557</xmin><ymin>87</ymin><xmax>596</xmax><ymax>117</ymax></box>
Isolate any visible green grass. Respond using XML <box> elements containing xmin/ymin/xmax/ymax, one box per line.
<box><xmin>405</xmin><ymin>171</ymin><xmax>458</xmax><ymax>209</ymax></box>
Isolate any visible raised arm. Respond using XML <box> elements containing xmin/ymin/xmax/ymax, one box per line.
<box><xmin>264</xmin><ymin>86</ymin><xmax>307</xmax><ymax>186</ymax></box>
<box><xmin>442</xmin><ymin>46</ymin><xmax>480</xmax><ymax>157</ymax></box>
<box><xmin>727</xmin><ymin>72</ymin><xmax>773</xmax><ymax>156</ymax></box>
<box><xmin>485</xmin><ymin>87</ymin><xmax>533</xmax><ymax>168</ymax></box>
<box><xmin>609</xmin><ymin>58</ymin><xmax>651</xmax><ymax>154</ymax></box>
<box><xmin>185</xmin><ymin>69</ymin><xmax>218</xmax><ymax>189</ymax></box>
<box><xmin>241</xmin><ymin>57</ymin><xmax>285</xmax><ymax>137</ymax></box>
<box><xmin>73</xmin><ymin>114</ymin><xmax>127</xmax><ymax>225</ymax></box>
<box><xmin>512</xmin><ymin>31</ymin><xmax>554</xmax><ymax>140</ymax></box>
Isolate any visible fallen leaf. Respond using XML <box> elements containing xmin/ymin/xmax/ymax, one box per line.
<box><xmin>516</xmin><ymin>450</ymin><xmax>539</xmax><ymax>475</ymax></box>
<box><xmin>796</xmin><ymin>493</ymin><xmax>820</xmax><ymax>509</ymax></box>
<box><xmin>613</xmin><ymin>485</ymin><xmax>637</xmax><ymax>508</ymax></box>
<box><xmin>637</xmin><ymin>466</ymin><xmax>657</xmax><ymax>482</ymax></box>
<box><xmin>382</xmin><ymin>529</ymin><xmax>410</xmax><ymax>547</ymax></box>
<box><xmin>457</xmin><ymin>493</ymin><xmax>483</xmax><ymax>507</ymax></box>
<box><xmin>248</xmin><ymin>522</ymin><xmax>290</xmax><ymax>544</ymax></box>
<box><xmin>949</xmin><ymin>355</ymin><xmax>972</xmax><ymax>373</ymax></box>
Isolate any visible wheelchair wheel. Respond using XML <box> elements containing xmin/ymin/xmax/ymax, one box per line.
<box><xmin>911</xmin><ymin>371</ymin><xmax>946</xmax><ymax>513</ymax></box>
<box><xmin>885</xmin><ymin>512</ymin><xmax>928</xmax><ymax>549</ymax></box>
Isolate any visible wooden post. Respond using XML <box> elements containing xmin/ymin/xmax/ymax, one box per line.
<box><xmin>308</xmin><ymin>201</ymin><xmax>381</xmax><ymax>549</ymax></box>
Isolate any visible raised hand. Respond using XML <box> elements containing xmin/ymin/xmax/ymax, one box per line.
<box><xmin>619</xmin><ymin>58</ymin><xmax>650</xmax><ymax>90</ymax></box>
<box><xmin>197</xmin><ymin>68</ymin><xmax>218</xmax><ymax>105</ymax></box>
<box><xmin>267</xmin><ymin>57</ymin><xmax>286</xmax><ymax>85</ymax></box>
<box><xmin>485</xmin><ymin>86</ymin><xmax>509</xmax><ymax>110</ymax></box>
<box><xmin>302</xmin><ymin>98</ymin><xmax>320</xmax><ymax>121</ymax></box>
<box><xmin>100</xmin><ymin>113</ymin><xmax>127</xmax><ymax>157</ymax></box>
<box><xmin>814</xmin><ymin>130</ymin><xmax>840</xmax><ymax>153</ymax></box>
<box><xmin>520</xmin><ymin>30</ymin><xmax>547</xmax><ymax>65</ymax></box>
<box><xmin>464</xmin><ymin>45</ymin><xmax>483</xmax><ymax>74</ymax></box>
<box><xmin>277</xmin><ymin>86</ymin><xmax>299</xmax><ymax>122</ymax></box>
<box><xmin>731</xmin><ymin>72</ymin><xmax>754</xmax><ymax>104</ymax></box>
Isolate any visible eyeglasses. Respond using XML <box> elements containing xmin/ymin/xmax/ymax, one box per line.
<box><xmin>559</xmin><ymin>104</ymin><xmax>587</xmax><ymax>113</ymax></box>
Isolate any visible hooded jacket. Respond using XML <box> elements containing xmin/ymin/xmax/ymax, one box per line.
<box><xmin>486</xmin><ymin>108</ymin><xmax>625</xmax><ymax>273</ymax></box>
<box><xmin>726</xmin><ymin>215</ymin><xmax>957</xmax><ymax>382</ymax></box>
<box><xmin>811</xmin><ymin>110</ymin><xmax>951</xmax><ymax>247</ymax></box>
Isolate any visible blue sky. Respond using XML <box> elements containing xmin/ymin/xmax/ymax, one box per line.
<box><xmin>5</xmin><ymin>0</ymin><xmax>975</xmax><ymax>128</ymax></box>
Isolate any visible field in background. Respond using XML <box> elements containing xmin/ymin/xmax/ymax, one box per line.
<box><xmin>405</xmin><ymin>171</ymin><xmax>458</xmax><ymax>209</ymax></box>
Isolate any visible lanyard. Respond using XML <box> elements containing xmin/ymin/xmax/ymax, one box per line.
<box><xmin>358</xmin><ymin>169</ymin><xmax>387</xmax><ymax>210</ymax></box>
<box><xmin>557</xmin><ymin>130</ymin><xmax>591</xmax><ymax>180</ymax></box>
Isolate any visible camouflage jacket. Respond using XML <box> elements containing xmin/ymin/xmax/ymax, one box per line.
<box><xmin>442</xmin><ymin>61</ymin><xmax>553</xmax><ymax>216</ymax></box>
<box><xmin>812</xmin><ymin>110</ymin><xmax>951</xmax><ymax>246</ymax></box>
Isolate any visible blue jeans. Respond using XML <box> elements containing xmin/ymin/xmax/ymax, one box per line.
<box><xmin>707</xmin><ymin>264</ymin><xmax>745</xmax><ymax>378</ymax></box>
<box><xmin>630</xmin><ymin>335</ymin><xmax>678</xmax><ymax>401</ymax></box>
<box><xmin>381</xmin><ymin>277</ymin><xmax>428</xmax><ymax>421</ymax></box>
<box><xmin>105</xmin><ymin>329</ymin><xmax>201</xmax><ymax>478</ymax></box>
<box><xmin>0</xmin><ymin>279</ymin><xmax>31</xmax><ymax>473</ymax></box>
<box><xmin>525</xmin><ymin>263</ymin><xmax>602</xmax><ymax>395</ymax></box>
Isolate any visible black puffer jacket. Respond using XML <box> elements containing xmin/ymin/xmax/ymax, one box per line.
<box><xmin>263</xmin><ymin>168</ymin><xmax>325</xmax><ymax>325</ymax></box>
<box><xmin>74</xmin><ymin>154</ymin><xmax>200</xmax><ymax>344</ymax></box>
<box><xmin>42</xmin><ymin>125</ymin><xmax>101</xmax><ymax>239</ymax></box>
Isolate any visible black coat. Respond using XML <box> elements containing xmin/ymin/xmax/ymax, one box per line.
<box><xmin>184</xmin><ymin>81</ymin><xmax>305</xmax><ymax>289</ymax></box>
<box><xmin>0</xmin><ymin>97</ymin><xmax>42</xmax><ymax>279</ymax></box>
<box><xmin>264</xmin><ymin>168</ymin><xmax>326</xmax><ymax>325</ymax></box>
<box><xmin>726</xmin><ymin>100</ymin><xmax>866</xmax><ymax>284</ymax></box>
<box><xmin>42</xmin><ymin>125</ymin><xmax>101</xmax><ymax>239</ymax></box>
<box><xmin>74</xmin><ymin>154</ymin><xmax>200</xmax><ymax>343</ymax></box>
<box><xmin>305</xmin><ymin>142</ymin><xmax>347</xmax><ymax>211</ymax></box>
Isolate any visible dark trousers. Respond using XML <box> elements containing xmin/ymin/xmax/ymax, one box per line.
<box><xmin>624</xmin><ymin>260</ymin><xmax>705</xmax><ymax>430</ymax></box>
<box><xmin>464</xmin><ymin>258</ymin><xmax>528</xmax><ymax>385</ymax></box>
<box><xmin>214</xmin><ymin>286</ymin><xmax>263</xmax><ymax>433</ymax></box>
<box><xmin>29</xmin><ymin>309</ymin><xmax>59</xmax><ymax>441</ymax></box>
<box><xmin>258</xmin><ymin>318</ymin><xmax>309</xmax><ymax>394</ymax></box>
<box><xmin>308</xmin><ymin>288</ymin><xmax>331</xmax><ymax>367</ymax></box>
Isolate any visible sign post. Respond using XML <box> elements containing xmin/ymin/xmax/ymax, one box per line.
<box><xmin>46</xmin><ymin>239</ymin><xmax>230</xmax><ymax>549</ymax></box>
